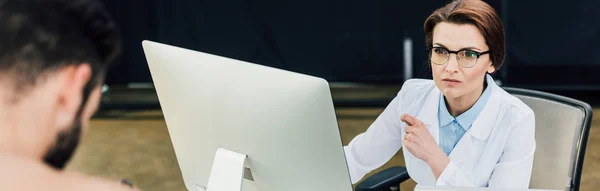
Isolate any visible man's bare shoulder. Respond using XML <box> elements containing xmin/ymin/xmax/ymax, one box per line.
<box><xmin>0</xmin><ymin>154</ymin><xmax>140</xmax><ymax>191</ymax></box>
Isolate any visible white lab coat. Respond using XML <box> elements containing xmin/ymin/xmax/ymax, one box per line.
<box><xmin>343</xmin><ymin>75</ymin><xmax>536</xmax><ymax>188</ymax></box>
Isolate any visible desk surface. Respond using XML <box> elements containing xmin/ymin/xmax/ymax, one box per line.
<box><xmin>414</xmin><ymin>185</ymin><xmax>564</xmax><ymax>191</ymax></box>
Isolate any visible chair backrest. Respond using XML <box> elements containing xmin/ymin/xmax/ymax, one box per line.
<box><xmin>503</xmin><ymin>87</ymin><xmax>592</xmax><ymax>191</ymax></box>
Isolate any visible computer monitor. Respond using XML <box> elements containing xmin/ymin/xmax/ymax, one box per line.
<box><xmin>142</xmin><ymin>40</ymin><xmax>353</xmax><ymax>191</ymax></box>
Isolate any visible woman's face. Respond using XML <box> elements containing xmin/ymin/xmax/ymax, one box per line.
<box><xmin>430</xmin><ymin>22</ymin><xmax>495</xmax><ymax>100</ymax></box>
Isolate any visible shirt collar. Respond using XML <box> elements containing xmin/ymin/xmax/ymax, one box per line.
<box><xmin>438</xmin><ymin>77</ymin><xmax>493</xmax><ymax>130</ymax></box>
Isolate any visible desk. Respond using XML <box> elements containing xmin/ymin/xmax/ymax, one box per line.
<box><xmin>414</xmin><ymin>185</ymin><xmax>564</xmax><ymax>191</ymax></box>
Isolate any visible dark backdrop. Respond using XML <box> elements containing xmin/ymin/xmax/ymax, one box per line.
<box><xmin>503</xmin><ymin>0</ymin><xmax>600</xmax><ymax>90</ymax></box>
<box><xmin>102</xmin><ymin>0</ymin><xmax>600</xmax><ymax>90</ymax></box>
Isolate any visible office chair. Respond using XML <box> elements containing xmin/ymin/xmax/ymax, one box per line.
<box><xmin>355</xmin><ymin>87</ymin><xmax>593</xmax><ymax>191</ymax></box>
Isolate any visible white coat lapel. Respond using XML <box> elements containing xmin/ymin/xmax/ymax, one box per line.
<box><xmin>448</xmin><ymin>78</ymin><xmax>502</xmax><ymax>165</ymax></box>
<box><xmin>408</xmin><ymin>87</ymin><xmax>442</xmax><ymax>185</ymax></box>
<box><xmin>415</xmin><ymin>87</ymin><xmax>441</xmax><ymax>145</ymax></box>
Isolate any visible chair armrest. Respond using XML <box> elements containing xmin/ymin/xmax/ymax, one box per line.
<box><xmin>355</xmin><ymin>166</ymin><xmax>410</xmax><ymax>191</ymax></box>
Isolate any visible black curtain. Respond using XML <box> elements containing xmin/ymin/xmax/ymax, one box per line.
<box><xmin>103</xmin><ymin>0</ymin><xmax>158</xmax><ymax>85</ymax></box>
<box><xmin>103</xmin><ymin>0</ymin><xmax>600</xmax><ymax>90</ymax></box>
<box><xmin>152</xmin><ymin>0</ymin><xmax>413</xmax><ymax>83</ymax></box>
<box><xmin>104</xmin><ymin>0</ymin><xmax>421</xmax><ymax>85</ymax></box>
<box><xmin>504</xmin><ymin>0</ymin><xmax>600</xmax><ymax>89</ymax></box>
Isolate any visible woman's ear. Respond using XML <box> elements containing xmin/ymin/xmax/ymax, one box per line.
<box><xmin>487</xmin><ymin>63</ymin><xmax>496</xmax><ymax>74</ymax></box>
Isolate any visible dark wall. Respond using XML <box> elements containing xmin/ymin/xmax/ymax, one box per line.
<box><xmin>103</xmin><ymin>0</ymin><xmax>158</xmax><ymax>85</ymax></box>
<box><xmin>105</xmin><ymin>0</ymin><xmax>435</xmax><ymax>85</ymax></box>
<box><xmin>504</xmin><ymin>0</ymin><xmax>600</xmax><ymax>90</ymax></box>
<box><xmin>103</xmin><ymin>0</ymin><xmax>600</xmax><ymax>90</ymax></box>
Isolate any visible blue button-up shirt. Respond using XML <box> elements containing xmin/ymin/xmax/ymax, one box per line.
<box><xmin>438</xmin><ymin>80</ymin><xmax>492</xmax><ymax>156</ymax></box>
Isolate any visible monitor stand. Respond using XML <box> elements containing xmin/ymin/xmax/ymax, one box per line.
<box><xmin>207</xmin><ymin>147</ymin><xmax>254</xmax><ymax>191</ymax></box>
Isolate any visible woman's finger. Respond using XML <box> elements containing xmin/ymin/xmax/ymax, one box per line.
<box><xmin>402</xmin><ymin>136</ymin><xmax>410</xmax><ymax>146</ymax></box>
<box><xmin>402</xmin><ymin>114</ymin><xmax>427</xmax><ymax>128</ymax></box>
<box><xmin>406</xmin><ymin>125</ymin><xmax>418</xmax><ymax>133</ymax></box>
<box><xmin>400</xmin><ymin>114</ymin><xmax>418</xmax><ymax>126</ymax></box>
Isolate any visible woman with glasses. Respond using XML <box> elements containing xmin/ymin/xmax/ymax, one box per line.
<box><xmin>344</xmin><ymin>0</ymin><xmax>535</xmax><ymax>188</ymax></box>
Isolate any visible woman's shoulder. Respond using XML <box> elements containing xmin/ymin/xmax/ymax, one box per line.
<box><xmin>401</xmin><ymin>78</ymin><xmax>436</xmax><ymax>88</ymax></box>
<box><xmin>392</xmin><ymin>78</ymin><xmax>438</xmax><ymax>111</ymax></box>
<box><xmin>491</xmin><ymin>87</ymin><xmax>535</xmax><ymax>118</ymax></box>
<box><xmin>489</xmin><ymin>87</ymin><xmax>535</xmax><ymax>130</ymax></box>
<box><xmin>397</xmin><ymin>78</ymin><xmax>437</xmax><ymax>96</ymax></box>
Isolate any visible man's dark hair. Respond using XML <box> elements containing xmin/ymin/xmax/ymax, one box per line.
<box><xmin>0</xmin><ymin>0</ymin><xmax>121</xmax><ymax>101</ymax></box>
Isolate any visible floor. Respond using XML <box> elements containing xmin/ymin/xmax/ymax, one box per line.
<box><xmin>64</xmin><ymin>87</ymin><xmax>600</xmax><ymax>191</ymax></box>
<box><xmin>65</xmin><ymin>106</ymin><xmax>600</xmax><ymax>191</ymax></box>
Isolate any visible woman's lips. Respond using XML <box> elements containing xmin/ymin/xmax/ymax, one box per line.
<box><xmin>442</xmin><ymin>78</ymin><xmax>461</xmax><ymax>86</ymax></box>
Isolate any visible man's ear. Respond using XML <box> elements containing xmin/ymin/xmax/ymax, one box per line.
<box><xmin>54</xmin><ymin>64</ymin><xmax>92</xmax><ymax>131</ymax></box>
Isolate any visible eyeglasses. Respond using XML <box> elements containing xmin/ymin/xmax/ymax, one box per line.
<box><xmin>429</xmin><ymin>47</ymin><xmax>490</xmax><ymax>68</ymax></box>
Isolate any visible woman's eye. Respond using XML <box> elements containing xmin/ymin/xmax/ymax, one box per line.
<box><xmin>434</xmin><ymin>48</ymin><xmax>446</xmax><ymax>54</ymax></box>
<box><xmin>465</xmin><ymin>51</ymin><xmax>478</xmax><ymax>58</ymax></box>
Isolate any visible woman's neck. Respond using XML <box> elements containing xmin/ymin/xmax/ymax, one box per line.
<box><xmin>445</xmin><ymin>82</ymin><xmax>487</xmax><ymax>117</ymax></box>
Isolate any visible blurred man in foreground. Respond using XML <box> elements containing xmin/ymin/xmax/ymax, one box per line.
<box><xmin>0</xmin><ymin>0</ymin><xmax>138</xmax><ymax>190</ymax></box>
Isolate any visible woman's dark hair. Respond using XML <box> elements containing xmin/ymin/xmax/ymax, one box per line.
<box><xmin>424</xmin><ymin>0</ymin><xmax>505</xmax><ymax>71</ymax></box>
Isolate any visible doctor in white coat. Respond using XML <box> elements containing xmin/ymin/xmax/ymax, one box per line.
<box><xmin>343</xmin><ymin>0</ymin><xmax>536</xmax><ymax>188</ymax></box>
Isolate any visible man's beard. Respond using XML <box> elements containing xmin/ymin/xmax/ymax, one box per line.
<box><xmin>43</xmin><ymin>113</ymin><xmax>83</xmax><ymax>169</ymax></box>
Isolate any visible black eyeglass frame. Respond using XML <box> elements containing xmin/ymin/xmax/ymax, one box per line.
<box><xmin>428</xmin><ymin>47</ymin><xmax>491</xmax><ymax>68</ymax></box>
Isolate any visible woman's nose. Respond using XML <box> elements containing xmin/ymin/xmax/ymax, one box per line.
<box><xmin>445</xmin><ymin>54</ymin><xmax>459</xmax><ymax>73</ymax></box>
